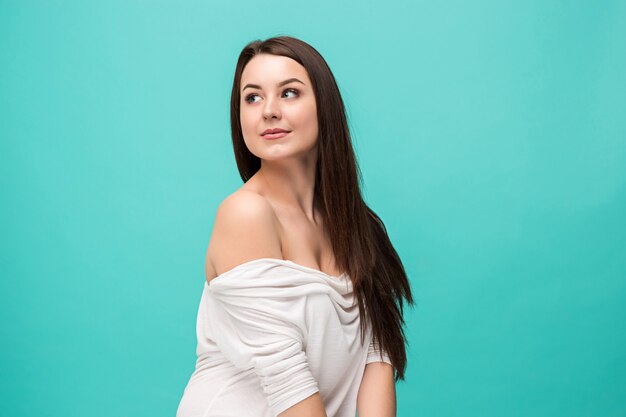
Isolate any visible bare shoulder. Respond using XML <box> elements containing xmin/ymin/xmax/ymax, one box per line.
<box><xmin>205</xmin><ymin>190</ymin><xmax>283</xmax><ymax>283</ymax></box>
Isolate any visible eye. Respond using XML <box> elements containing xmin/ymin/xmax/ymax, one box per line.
<box><xmin>244</xmin><ymin>88</ymin><xmax>300</xmax><ymax>104</ymax></box>
<box><xmin>283</xmin><ymin>88</ymin><xmax>299</xmax><ymax>98</ymax></box>
<box><xmin>244</xmin><ymin>93</ymin><xmax>260</xmax><ymax>104</ymax></box>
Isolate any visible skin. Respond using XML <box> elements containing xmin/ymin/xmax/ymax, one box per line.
<box><xmin>210</xmin><ymin>53</ymin><xmax>396</xmax><ymax>417</ymax></box>
<box><xmin>239</xmin><ymin>54</ymin><xmax>322</xmax><ymax>231</ymax></box>
<box><xmin>357</xmin><ymin>362</ymin><xmax>397</xmax><ymax>417</ymax></box>
<box><xmin>235</xmin><ymin>53</ymin><xmax>343</xmax><ymax>277</ymax></box>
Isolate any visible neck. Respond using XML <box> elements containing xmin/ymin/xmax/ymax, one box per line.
<box><xmin>258</xmin><ymin>152</ymin><xmax>319</xmax><ymax>223</ymax></box>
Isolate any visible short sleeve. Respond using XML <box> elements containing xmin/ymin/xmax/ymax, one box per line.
<box><xmin>206</xmin><ymin>291</ymin><xmax>320</xmax><ymax>417</ymax></box>
<box><xmin>366</xmin><ymin>336</ymin><xmax>392</xmax><ymax>366</ymax></box>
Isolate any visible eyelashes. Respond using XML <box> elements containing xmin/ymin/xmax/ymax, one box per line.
<box><xmin>244</xmin><ymin>88</ymin><xmax>300</xmax><ymax>104</ymax></box>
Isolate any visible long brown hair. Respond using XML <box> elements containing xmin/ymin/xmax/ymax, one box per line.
<box><xmin>229</xmin><ymin>35</ymin><xmax>415</xmax><ymax>382</ymax></box>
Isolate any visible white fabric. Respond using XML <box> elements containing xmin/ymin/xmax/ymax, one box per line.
<box><xmin>176</xmin><ymin>258</ymin><xmax>392</xmax><ymax>417</ymax></box>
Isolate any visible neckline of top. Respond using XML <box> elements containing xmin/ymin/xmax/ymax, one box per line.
<box><xmin>207</xmin><ymin>257</ymin><xmax>349</xmax><ymax>286</ymax></box>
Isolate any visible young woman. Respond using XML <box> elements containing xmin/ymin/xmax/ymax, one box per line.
<box><xmin>176</xmin><ymin>35</ymin><xmax>414</xmax><ymax>417</ymax></box>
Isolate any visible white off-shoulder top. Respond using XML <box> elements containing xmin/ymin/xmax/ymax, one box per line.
<box><xmin>176</xmin><ymin>258</ymin><xmax>392</xmax><ymax>417</ymax></box>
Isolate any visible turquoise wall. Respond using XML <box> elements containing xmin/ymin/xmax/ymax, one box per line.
<box><xmin>1</xmin><ymin>1</ymin><xmax>624</xmax><ymax>416</ymax></box>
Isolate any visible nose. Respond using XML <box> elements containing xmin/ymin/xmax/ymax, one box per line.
<box><xmin>262</xmin><ymin>96</ymin><xmax>281</xmax><ymax>120</ymax></box>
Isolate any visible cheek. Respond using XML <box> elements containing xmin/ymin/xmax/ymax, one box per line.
<box><xmin>239</xmin><ymin>113</ymin><xmax>257</xmax><ymax>151</ymax></box>
<box><xmin>302</xmin><ymin>106</ymin><xmax>319</xmax><ymax>137</ymax></box>
<box><xmin>291</xmin><ymin>102</ymin><xmax>318</xmax><ymax>134</ymax></box>
<box><xmin>240</xmin><ymin>109</ymin><xmax>255</xmax><ymax>135</ymax></box>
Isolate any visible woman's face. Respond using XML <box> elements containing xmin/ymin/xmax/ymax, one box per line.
<box><xmin>239</xmin><ymin>54</ymin><xmax>319</xmax><ymax>161</ymax></box>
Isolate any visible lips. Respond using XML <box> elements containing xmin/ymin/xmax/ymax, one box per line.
<box><xmin>261</xmin><ymin>127</ymin><xmax>291</xmax><ymax>140</ymax></box>
<box><xmin>262</xmin><ymin>130</ymin><xmax>290</xmax><ymax>140</ymax></box>
<box><xmin>262</xmin><ymin>128</ymin><xmax>290</xmax><ymax>136</ymax></box>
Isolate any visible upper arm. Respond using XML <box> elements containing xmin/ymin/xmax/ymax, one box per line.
<box><xmin>206</xmin><ymin>191</ymin><xmax>283</xmax><ymax>281</ymax></box>
<box><xmin>204</xmin><ymin>193</ymin><xmax>326</xmax><ymax>416</ymax></box>
<box><xmin>357</xmin><ymin>362</ymin><xmax>396</xmax><ymax>417</ymax></box>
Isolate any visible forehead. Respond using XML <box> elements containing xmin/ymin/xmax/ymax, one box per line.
<box><xmin>240</xmin><ymin>54</ymin><xmax>309</xmax><ymax>88</ymax></box>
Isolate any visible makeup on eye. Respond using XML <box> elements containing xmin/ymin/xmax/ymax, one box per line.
<box><xmin>244</xmin><ymin>88</ymin><xmax>300</xmax><ymax>104</ymax></box>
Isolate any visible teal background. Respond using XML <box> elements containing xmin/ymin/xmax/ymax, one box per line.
<box><xmin>1</xmin><ymin>1</ymin><xmax>625</xmax><ymax>416</ymax></box>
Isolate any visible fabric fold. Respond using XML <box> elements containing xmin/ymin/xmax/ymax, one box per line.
<box><xmin>205</xmin><ymin>259</ymin><xmax>353</xmax><ymax>416</ymax></box>
<box><xmin>207</xmin><ymin>291</ymin><xmax>319</xmax><ymax>416</ymax></box>
<box><xmin>366</xmin><ymin>336</ymin><xmax>393</xmax><ymax>365</ymax></box>
<box><xmin>178</xmin><ymin>258</ymin><xmax>395</xmax><ymax>417</ymax></box>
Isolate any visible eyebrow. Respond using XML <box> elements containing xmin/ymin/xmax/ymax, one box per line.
<box><xmin>242</xmin><ymin>78</ymin><xmax>305</xmax><ymax>92</ymax></box>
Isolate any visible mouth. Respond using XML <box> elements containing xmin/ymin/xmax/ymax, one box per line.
<box><xmin>262</xmin><ymin>131</ymin><xmax>291</xmax><ymax>140</ymax></box>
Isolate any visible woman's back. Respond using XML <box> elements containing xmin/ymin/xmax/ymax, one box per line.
<box><xmin>175</xmin><ymin>257</ymin><xmax>391</xmax><ymax>417</ymax></box>
<box><xmin>205</xmin><ymin>183</ymin><xmax>344</xmax><ymax>282</ymax></box>
<box><xmin>176</xmin><ymin>190</ymin><xmax>391</xmax><ymax>417</ymax></box>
